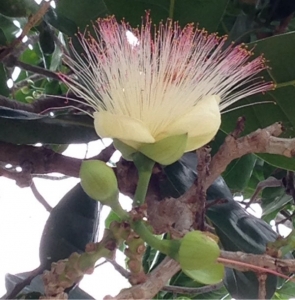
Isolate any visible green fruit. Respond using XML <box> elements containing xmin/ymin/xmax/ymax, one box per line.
<box><xmin>178</xmin><ymin>230</ymin><xmax>220</xmax><ymax>271</ymax></box>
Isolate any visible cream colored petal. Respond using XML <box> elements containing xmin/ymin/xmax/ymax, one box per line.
<box><xmin>185</xmin><ymin>133</ymin><xmax>216</xmax><ymax>152</ymax></box>
<box><xmin>93</xmin><ymin>111</ymin><xmax>155</xmax><ymax>143</ymax></box>
<box><xmin>158</xmin><ymin>95</ymin><xmax>221</xmax><ymax>151</ymax></box>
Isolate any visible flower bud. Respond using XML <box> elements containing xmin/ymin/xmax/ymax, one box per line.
<box><xmin>79</xmin><ymin>160</ymin><xmax>119</xmax><ymax>204</ymax></box>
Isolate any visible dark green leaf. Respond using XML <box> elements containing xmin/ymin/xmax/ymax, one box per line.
<box><xmin>39</xmin><ymin>22</ymin><xmax>55</xmax><ymax>55</ymax></box>
<box><xmin>262</xmin><ymin>189</ymin><xmax>292</xmax><ymax>217</ymax></box>
<box><xmin>47</xmin><ymin>0</ymin><xmax>228</xmax><ymax>35</ymax></box>
<box><xmin>0</xmin><ymin>107</ymin><xmax>98</xmax><ymax>144</ymax></box>
<box><xmin>222</xmin><ymin>154</ymin><xmax>257</xmax><ymax>191</ymax></box>
<box><xmin>222</xmin><ymin>32</ymin><xmax>295</xmax><ymax>170</ymax></box>
<box><xmin>45</xmin><ymin>9</ymin><xmax>77</xmax><ymax>36</ymax></box>
<box><xmin>104</xmin><ymin>0</ymin><xmax>229</xmax><ymax>32</ymax></box>
<box><xmin>0</xmin><ymin>14</ymin><xmax>23</xmax><ymax>43</ymax></box>
<box><xmin>0</xmin><ymin>64</ymin><xmax>9</xmax><ymax>97</ymax></box>
<box><xmin>0</xmin><ymin>0</ymin><xmax>38</xmax><ymax>18</ymax></box>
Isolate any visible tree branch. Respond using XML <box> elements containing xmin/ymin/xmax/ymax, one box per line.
<box><xmin>205</xmin><ymin>122</ymin><xmax>285</xmax><ymax>189</ymax></box>
<box><xmin>0</xmin><ymin>143</ymin><xmax>116</xmax><ymax>184</ymax></box>
<box><xmin>107</xmin><ymin>257</ymin><xmax>180</xmax><ymax>300</ymax></box>
<box><xmin>220</xmin><ymin>250</ymin><xmax>295</xmax><ymax>274</ymax></box>
<box><xmin>161</xmin><ymin>282</ymin><xmax>223</xmax><ymax>295</ymax></box>
<box><xmin>13</xmin><ymin>59</ymin><xmax>61</xmax><ymax>81</ymax></box>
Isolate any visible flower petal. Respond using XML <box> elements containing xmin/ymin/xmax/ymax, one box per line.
<box><xmin>94</xmin><ymin>111</ymin><xmax>155</xmax><ymax>143</ymax></box>
<box><xmin>158</xmin><ymin>96</ymin><xmax>221</xmax><ymax>151</ymax></box>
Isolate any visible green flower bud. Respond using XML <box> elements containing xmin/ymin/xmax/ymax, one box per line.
<box><xmin>79</xmin><ymin>160</ymin><xmax>119</xmax><ymax>203</ymax></box>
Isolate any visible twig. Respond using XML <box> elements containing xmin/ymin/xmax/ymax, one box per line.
<box><xmin>0</xmin><ymin>1</ymin><xmax>51</xmax><ymax>61</ymax></box>
<box><xmin>161</xmin><ymin>281</ymin><xmax>224</xmax><ymax>295</ymax></box>
<box><xmin>14</xmin><ymin>60</ymin><xmax>61</xmax><ymax>81</ymax></box>
<box><xmin>219</xmin><ymin>250</ymin><xmax>295</xmax><ymax>274</ymax></box>
<box><xmin>13</xmin><ymin>74</ymin><xmax>45</xmax><ymax>89</ymax></box>
<box><xmin>32</xmin><ymin>174</ymin><xmax>70</xmax><ymax>180</ymax></box>
<box><xmin>2</xmin><ymin>265</ymin><xmax>44</xmax><ymax>299</ymax></box>
<box><xmin>106</xmin><ymin>259</ymin><xmax>130</xmax><ymax>279</ymax></box>
<box><xmin>30</xmin><ymin>179</ymin><xmax>52</xmax><ymax>212</ymax></box>
<box><xmin>258</xmin><ymin>273</ymin><xmax>267</xmax><ymax>300</ymax></box>
<box><xmin>246</xmin><ymin>176</ymin><xmax>283</xmax><ymax>208</ymax></box>
<box><xmin>0</xmin><ymin>94</ymin><xmax>86</xmax><ymax>113</ymax></box>
<box><xmin>275</xmin><ymin>211</ymin><xmax>295</xmax><ymax>226</ymax></box>
<box><xmin>95</xmin><ymin>260</ymin><xmax>107</xmax><ymax>268</ymax></box>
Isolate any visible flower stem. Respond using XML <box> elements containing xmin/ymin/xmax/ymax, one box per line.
<box><xmin>109</xmin><ymin>197</ymin><xmax>130</xmax><ymax>220</ymax></box>
<box><xmin>133</xmin><ymin>153</ymin><xmax>155</xmax><ymax>206</ymax></box>
<box><xmin>132</xmin><ymin>220</ymin><xmax>180</xmax><ymax>259</ymax></box>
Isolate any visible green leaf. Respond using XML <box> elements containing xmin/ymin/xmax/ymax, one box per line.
<box><xmin>0</xmin><ymin>64</ymin><xmax>9</xmax><ymax>97</ymax></box>
<box><xmin>222</xmin><ymin>154</ymin><xmax>257</xmax><ymax>191</ymax></box>
<box><xmin>47</xmin><ymin>0</ymin><xmax>228</xmax><ymax>36</ymax></box>
<box><xmin>0</xmin><ymin>14</ymin><xmax>27</xmax><ymax>44</ymax></box>
<box><xmin>0</xmin><ymin>0</ymin><xmax>38</xmax><ymax>18</ymax></box>
<box><xmin>164</xmin><ymin>271</ymin><xmax>228</xmax><ymax>299</ymax></box>
<box><xmin>0</xmin><ymin>107</ymin><xmax>98</xmax><ymax>144</ymax></box>
<box><xmin>104</xmin><ymin>0</ymin><xmax>229</xmax><ymax>32</ymax></box>
<box><xmin>56</xmin><ymin>0</ymin><xmax>108</xmax><ymax>30</ymax></box>
<box><xmin>274</xmin><ymin>280</ymin><xmax>295</xmax><ymax>299</ymax></box>
<box><xmin>45</xmin><ymin>8</ymin><xmax>77</xmax><ymax>36</ymax></box>
<box><xmin>222</xmin><ymin>32</ymin><xmax>295</xmax><ymax>171</ymax></box>
<box><xmin>262</xmin><ymin>191</ymin><xmax>292</xmax><ymax>217</ymax></box>
<box><xmin>39</xmin><ymin>21</ymin><xmax>55</xmax><ymax>55</ymax></box>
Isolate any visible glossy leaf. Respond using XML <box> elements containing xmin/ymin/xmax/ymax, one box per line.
<box><xmin>222</xmin><ymin>32</ymin><xmax>295</xmax><ymax>170</ymax></box>
<box><xmin>47</xmin><ymin>0</ymin><xmax>228</xmax><ymax>36</ymax></box>
<box><xmin>0</xmin><ymin>107</ymin><xmax>98</xmax><ymax>144</ymax></box>
<box><xmin>222</xmin><ymin>154</ymin><xmax>257</xmax><ymax>191</ymax></box>
<box><xmin>104</xmin><ymin>0</ymin><xmax>229</xmax><ymax>32</ymax></box>
<box><xmin>0</xmin><ymin>64</ymin><xmax>9</xmax><ymax>97</ymax></box>
<box><xmin>0</xmin><ymin>0</ymin><xmax>38</xmax><ymax>18</ymax></box>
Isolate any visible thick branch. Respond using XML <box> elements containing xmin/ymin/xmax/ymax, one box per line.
<box><xmin>205</xmin><ymin>122</ymin><xmax>286</xmax><ymax>189</ymax></box>
<box><xmin>0</xmin><ymin>143</ymin><xmax>115</xmax><ymax>183</ymax></box>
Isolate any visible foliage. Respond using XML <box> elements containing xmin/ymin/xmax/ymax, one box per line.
<box><xmin>1</xmin><ymin>0</ymin><xmax>295</xmax><ymax>299</ymax></box>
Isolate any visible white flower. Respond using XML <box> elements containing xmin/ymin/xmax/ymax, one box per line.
<box><xmin>61</xmin><ymin>15</ymin><xmax>273</xmax><ymax>164</ymax></box>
